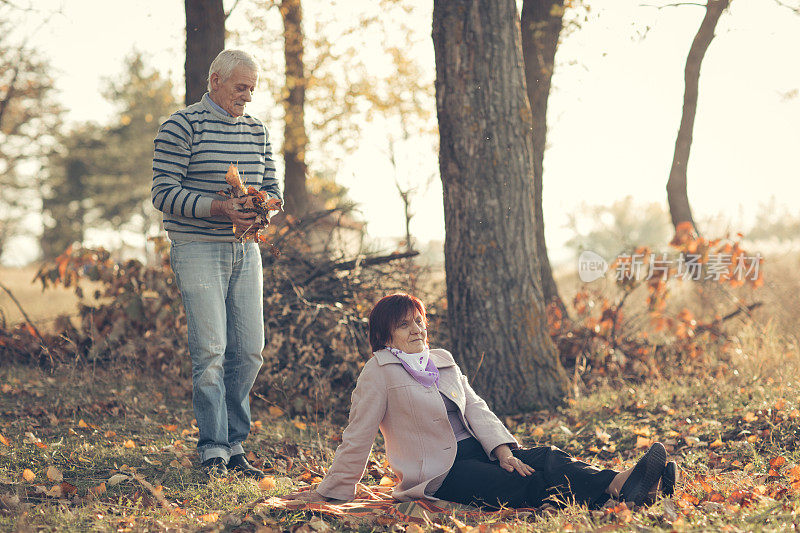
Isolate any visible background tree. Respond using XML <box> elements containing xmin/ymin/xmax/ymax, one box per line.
<box><xmin>184</xmin><ymin>0</ymin><xmax>225</xmax><ymax>105</ymax></box>
<box><xmin>433</xmin><ymin>0</ymin><xmax>569</xmax><ymax>413</ymax></box>
<box><xmin>245</xmin><ymin>0</ymin><xmax>435</xmax><ymax>225</ymax></box>
<box><xmin>564</xmin><ymin>197</ymin><xmax>671</xmax><ymax>260</ymax></box>
<box><xmin>279</xmin><ymin>0</ymin><xmax>311</xmax><ymax>217</ymax></box>
<box><xmin>41</xmin><ymin>54</ymin><xmax>178</xmax><ymax>259</ymax></box>
<box><xmin>520</xmin><ymin>0</ymin><xmax>568</xmax><ymax>317</ymax></box>
<box><xmin>666</xmin><ymin>0</ymin><xmax>730</xmax><ymax>233</ymax></box>
<box><xmin>0</xmin><ymin>18</ymin><xmax>60</xmax><ymax>261</ymax></box>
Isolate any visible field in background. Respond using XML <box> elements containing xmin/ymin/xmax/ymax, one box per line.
<box><xmin>0</xmin><ymin>266</ymin><xmax>84</xmax><ymax>330</ymax></box>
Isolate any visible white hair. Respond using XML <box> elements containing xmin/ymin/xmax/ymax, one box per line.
<box><xmin>207</xmin><ymin>49</ymin><xmax>259</xmax><ymax>91</ymax></box>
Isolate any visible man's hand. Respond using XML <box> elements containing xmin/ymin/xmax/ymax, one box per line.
<box><xmin>283</xmin><ymin>489</ymin><xmax>330</xmax><ymax>502</ymax></box>
<box><xmin>211</xmin><ymin>198</ymin><xmax>258</xmax><ymax>228</ymax></box>
<box><xmin>493</xmin><ymin>444</ymin><xmax>534</xmax><ymax>477</ymax></box>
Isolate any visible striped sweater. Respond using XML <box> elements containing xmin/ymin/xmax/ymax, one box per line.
<box><xmin>151</xmin><ymin>93</ymin><xmax>282</xmax><ymax>242</ymax></box>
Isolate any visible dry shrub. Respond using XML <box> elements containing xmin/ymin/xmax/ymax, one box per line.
<box><xmin>0</xmin><ymin>212</ymin><xmax>426</xmax><ymax>418</ymax></box>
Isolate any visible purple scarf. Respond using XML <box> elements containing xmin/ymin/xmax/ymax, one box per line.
<box><xmin>385</xmin><ymin>346</ymin><xmax>440</xmax><ymax>388</ymax></box>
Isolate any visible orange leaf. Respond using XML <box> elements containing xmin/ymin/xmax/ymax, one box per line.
<box><xmin>774</xmin><ymin>398</ymin><xmax>787</xmax><ymax>411</ymax></box>
<box><xmin>21</xmin><ymin>469</ymin><xmax>35</xmax><ymax>482</ymax></box>
<box><xmin>199</xmin><ymin>512</ymin><xmax>219</xmax><ymax>523</ymax></box>
<box><xmin>162</xmin><ymin>424</ymin><xmax>178</xmax><ymax>432</ymax></box>
<box><xmin>268</xmin><ymin>406</ymin><xmax>284</xmax><ymax>417</ymax></box>
<box><xmin>258</xmin><ymin>476</ymin><xmax>276</xmax><ymax>490</ymax></box>
<box><xmin>770</xmin><ymin>456</ymin><xmax>786</xmax><ymax>468</ymax></box>
<box><xmin>123</xmin><ymin>440</ymin><xmax>136</xmax><ymax>449</ymax></box>
<box><xmin>225</xmin><ymin>164</ymin><xmax>246</xmax><ymax>194</ymax></box>
<box><xmin>78</xmin><ymin>419</ymin><xmax>89</xmax><ymax>428</ymax></box>
<box><xmin>104</xmin><ymin>430</ymin><xmax>117</xmax><ymax>438</ymax></box>
<box><xmin>709</xmin><ymin>438</ymin><xmax>724</xmax><ymax>449</ymax></box>
<box><xmin>0</xmin><ymin>434</ymin><xmax>10</xmax><ymax>446</ymax></box>
<box><xmin>89</xmin><ymin>483</ymin><xmax>106</xmax><ymax>495</ymax></box>
<box><xmin>635</xmin><ymin>436</ymin><xmax>654</xmax><ymax>449</ymax></box>
<box><xmin>743</xmin><ymin>412</ymin><xmax>758</xmax><ymax>423</ymax></box>
<box><xmin>788</xmin><ymin>465</ymin><xmax>800</xmax><ymax>482</ymax></box>
<box><xmin>293</xmin><ymin>421</ymin><xmax>307</xmax><ymax>431</ymax></box>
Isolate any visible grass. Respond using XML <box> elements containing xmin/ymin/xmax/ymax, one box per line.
<box><xmin>1</xmin><ymin>322</ymin><xmax>799</xmax><ymax>531</ymax></box>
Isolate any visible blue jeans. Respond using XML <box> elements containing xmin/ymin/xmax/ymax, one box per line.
<box><xmin>170</xmin><ymin>241</ymin><xmax>265</xmax><ymax>463</ymax></box>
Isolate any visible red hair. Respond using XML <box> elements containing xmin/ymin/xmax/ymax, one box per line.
<box><xmin>368</xmin><ymin>293</ymin><xmax>427</xmax><ymax>352</ymax></box>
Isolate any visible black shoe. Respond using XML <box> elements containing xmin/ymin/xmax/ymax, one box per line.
<box><xmin>619</xmin><ymin>442</ymin><xmax>667</xmax><ymax>506</ymax></box>
<box><xmin>201</xmin><ymin>457</ymin><xmax>228</xmax><ymax>478</ymax></box>
<box><xmin>227</xmin><ymin>453</ymin><xmax>265</xmax><ymax>479</ymax></box>
<box><xmin>661</xmin><ymin>461</ymin><xmax>678</xmax><ymax>497</ymax></box>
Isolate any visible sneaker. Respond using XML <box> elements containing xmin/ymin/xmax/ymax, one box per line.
<box><xmin>227</xmin><ymin>453</ymin><xmax>265</xmax><ymax>479</ymax></box>
<box><xmin>202</xmin><ymin>457</ymin><xmax>228</xmax><ymax>478</ymax></box>
<box><xmin>661</xmin><ymin>461</ymin><xmax>679</xmax><ymax>497</ymax></box>
<box><xmin>618</xmin><ymin>442</ymin><xmax>667</xmax><ymax>506</ymax></box>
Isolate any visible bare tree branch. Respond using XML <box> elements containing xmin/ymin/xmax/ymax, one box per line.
<box><xmin>774</xmin><ymin>0</ymin><xmax>800</xmax><ymax>14</ymax></box>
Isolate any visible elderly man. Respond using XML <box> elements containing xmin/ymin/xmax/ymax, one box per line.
<box><xmin>151</xmin><ymin>49</ymin><xmax>281</xmax><ymax>479</ymax></box>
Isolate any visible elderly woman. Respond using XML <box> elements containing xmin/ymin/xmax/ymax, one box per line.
<box><xmin>288</xmin><ymin>293</ymin><xmax>677</xmax><ymax>509</ymax></box>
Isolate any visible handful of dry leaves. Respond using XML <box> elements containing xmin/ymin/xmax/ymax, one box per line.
<box><xmin>219</xmin><ymin>163</ymin><xmax>283</xmax><ymax>241</ymax></box>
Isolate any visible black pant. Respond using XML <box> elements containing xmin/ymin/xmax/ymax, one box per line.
<box><xmin>433</xmin><ymin>437</ymin><xmax>617</xmax><ymax>510</ymax></box>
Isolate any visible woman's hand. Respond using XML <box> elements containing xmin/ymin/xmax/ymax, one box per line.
<box><xmin>493</xmin><ymin>444</ymin><xmax>534</xmax><ymax>477</ymax></box>
<box><xmin>283</xmin><ymin>489</ymin><xmax>330</xmax><ymax>502</ymax></box>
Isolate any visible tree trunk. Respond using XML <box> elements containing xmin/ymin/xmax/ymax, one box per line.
<box><xmin>666</xmin><ymin>0</ymin><xmax>729</xmax><ymax>232</ymax></box>
<box><xmin>520</xmin><ymin>0</ymin><xmax>568</xmax><ymax>319</ymax></box>
<box><xmin>280</xmin><ymin>0</ymin><xmax>311</xmax><ymax>217</ymax></box>
<box><xmin>184</xmin><ymin>0</ymin><xmax>225</xmax><ymax>106</ymax></box>
<box><xmin>432</xmin><ymin>0</ymin><xmax>569</xmax><ymax>413</ymax></box>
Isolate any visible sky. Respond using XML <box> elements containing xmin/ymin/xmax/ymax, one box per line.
<box><xmin>6</xmin><ymin>0</ymin><xmax>800</xmax><ymax>266</ymax></box>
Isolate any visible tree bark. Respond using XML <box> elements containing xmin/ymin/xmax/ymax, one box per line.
<box><xmin>666</xmin><ymin>0</ymin><xmax>729</xmax><ymax>232</ymax></box>
<box><xmin>280</xmin><ymin>0</ymin><xmax>311</xmax><ymax>217</ymax></box>
<box><xmin>432</xmin><ymin>0</ymin><xmax>569</xmax><ymax>413</ymax></box>
<box><xmin>520</xmin><ymin>0</ymin><xmax>568</xmax><ymax>319</ymax></box>
<box><xmin>184</xmin><ymin>0</ymin><xmax>225</xmax><ymax>106</ymax></box>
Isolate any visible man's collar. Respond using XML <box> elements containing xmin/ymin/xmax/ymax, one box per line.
<box><xmin>205</xmin><ymin>92</ymin><xmax>232</xmax><ymax>117</ymax></box>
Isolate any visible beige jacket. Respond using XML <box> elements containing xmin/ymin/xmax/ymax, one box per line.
<box><xmin>315</xmin><ymin>348</ymin><xmax>517</xmax><ymax>501</ymax></box>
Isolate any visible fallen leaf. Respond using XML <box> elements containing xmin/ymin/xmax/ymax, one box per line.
<box><xmin>532</xmin><ymin>426</ymin><xmax>544</xmax><ymax>439</ymax></box>
<box><xmin>293</xmin><ymin>421</ymin><xmax>307</xmax><ymax>431</ymax></box>
<box><xmin>162</xmin><ymin>424</ymin><xmax>178</xmax><ymax>432</ymax></box>
<box><xmin>258</xmin><ymin>476</ymin><xmax>276</xmax><ymax>490</ymax></box>
<box><xmin>46</xmin><ymin>485</ymin><xmax>63</xmax><ymax>497</ymax></box>
<box><xmin>252</xmin><ymin>420</ymin><xmax>263</xmax><ymax>430</ymax></box>
<box><xmin>709</xmin><ymin>438</ymin><xmax>724</xmax><ymax>449</ymax></box>
<box><xmin>90</xmin><ymin>483</ymin><xmax>106</xmax><ymax>495</ymax></box>
<box><xmin>124</xmin><ymin>440</ymin><xmax>136</xmax><ymax>449</ymax></box>
<box><xmin>108</xmin><ymin>474</ymin><xmax>129</xmax><ymax>486</ymax></box>
<box><xmin>743</xmin><ymin>412</ymin><xmax>758</xmax><ymax>423</ymax></box>
<box><xmin>78</xmin><ymin>419</ymin><xmax>89</xmax><ymax>428</ymax></box>
<box><xmin>104</xmin><ymin>430</ymin><xmax>116</xmax><ymax>438</ymax></box>
<box><xmin>46</xmin><ymin>466</ymin><xmax>63</xmax><ymax>482</ymax></box>
<box><xmin>268</xmin><ymin>406</ymin><xmax>284</xmax><ymax>417</ymax></box>
<box><xmin>199</xmin><ymin>512</ymin><xmax>219</xmax><ymax>523</ymax></box>
<box><xmin>774</xmin><ymin>398</ymin><xmax>787</xmax><ymax>411</ymax></box>
<box><xmin>0</xmin><ymin>434</ymin><xmax>9</xmax><ymax>446</ymax></box>
<box><xmin>770</xmin><ymin>456</ymin><xmax>787</xmax><ymax>468</ymax></box>
<box><xmin>635</xmin><ymin>436</ymin><xmax>654</xmax><ymax>449</ymax></box>
<box><xmin>21</xmin><ymin>469</ymin><xmax>35</xmax><ymax>482</ymax></box>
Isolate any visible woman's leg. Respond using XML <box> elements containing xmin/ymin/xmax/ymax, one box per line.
<box><xmin>512</xmin><ymin>446</ymin><xmax>617</xmax><ymax>508</ymax></box>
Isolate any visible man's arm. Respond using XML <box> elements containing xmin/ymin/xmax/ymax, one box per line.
<box><xmin>259</xmin><ymin>126</ymin><xmax>282</xmax><ymax>203</ymax></box>
<box><xmin>151</xmin><ymin>113</ymin><xmax>214</xmax><ymax>219</ymax></box>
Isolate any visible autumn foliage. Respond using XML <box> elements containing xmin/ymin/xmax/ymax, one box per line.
<box><xmin>549</xmin><ymin>224</ymin><xmax>764</xmax><ymax>387</ymax></box>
